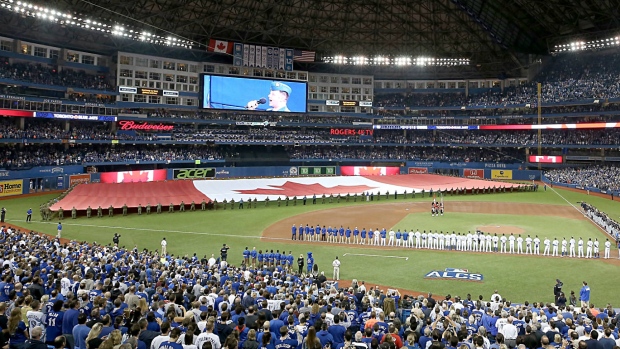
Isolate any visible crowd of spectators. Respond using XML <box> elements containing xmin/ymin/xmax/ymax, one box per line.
<box><xmin>374</xmin><ymin>50</ymin><xmax>620</xmax><ymax>108</ymax></box>
<box><xmin>544</xmin><ymin>166</ymin><xmax>620</xmax><ymax>192</ymax></box>
<box><xmin>581</xmin><ymin>202</ymin><xmax>620</xmax><ymax>240</ymax></box>
<box><xmin>288</xmin><ymin>146</ymin><xmax>523</xmax><ymax>163</ymax></box>
<box><xmin>0</xmin><ymin>145</ymin><xmax>225</xmax><ymax>169</ymax></box>
<box><xmin>0</xmin><ymin>223</ymin><xmax>616</xmax><ymax>349</ymax></box>
<box><xmin>0</xmin><ymin>58</ymin><xmax>113</xmax><ymax>91</ymax></box>
<box><xmin>0</xmin><ymin>143</ymin><xmax>526</xmax><ymax>168</ymax></box>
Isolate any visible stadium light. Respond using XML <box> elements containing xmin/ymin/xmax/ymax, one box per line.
<box><xmin>322</xmin><ymin>55</ymin><xmax>469</xmax><ymax>67</ymax></box>
<box><xmin>0</xmin><ymin>0</ymin><xmax>194</xmax><ymax>49</ymax></box>
<box><xmin>552</xmin><ymin>35</ymin><xmax>620</xmax><ymax>52</ymax></box>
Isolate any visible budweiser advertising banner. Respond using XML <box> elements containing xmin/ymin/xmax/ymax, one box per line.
<box><xmin>463</xmin><ymin>169</ymin><xmax>484</xmax><ymax>179</ymax></box>
<box><xmin>100</xmin><ymin>169</ymin><xmax>167</xmax><ymax>183</ymax></box>
<box><xmin>117</xmin><ymin>120</ymin><xmax>174</xmax><ymax>131</ymax></box>
<box><xmin>341</xmin><ymin>166</ymin><xmax>400</xmax><ymax>176</ymax></box>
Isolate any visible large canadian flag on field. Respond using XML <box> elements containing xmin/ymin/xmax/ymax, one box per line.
<box><xmin>208</xmin><ymin>39</ymin><xmax>233</xmax><ymax>54</ymax></box>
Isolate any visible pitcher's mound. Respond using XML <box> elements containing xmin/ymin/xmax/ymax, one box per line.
<box><xmin>478</xmin><ymin>225</ymin><xmax>525</xmax><ymax>235</ymax></box>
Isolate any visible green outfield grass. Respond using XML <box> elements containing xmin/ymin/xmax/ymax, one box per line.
<box><xmin>3</xmin><ymin>186</ymin><xmax>620</xmax><ymax>305</ymax></box>
<box><xmin>392</xmin><ymin>212</ymin><xmax>601</xmax><ymax>240</ymax></box>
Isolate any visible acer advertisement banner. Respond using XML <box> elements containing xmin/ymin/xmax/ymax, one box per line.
<box><xmin>528</xmin><ymin>155</ymin><xmax>563</xmax><ymax>163</ymax></box>
<box><xmin>463</xmin><ymin>169</ymin><xmax>484</xmax><ymax>179</ymax></box>
<box><xmin>69</xmin><ymin>174</ymin><xmax>91</xmax><ymax>186</ymax></box>
<box><xmin>341</xmin><ymin>166</ymin><xmax>400</xmax><ymax>176</ymax></box>
<box><xmin>408</xmin><ymin>167</ymin><xmax>429</xmax><ymax>174</ymax></box>
<box><xmin>100</xmin><ymin>169</ymin><xmax>167</xmax><ymax>183</ymax></box>
<box><xmin>173</xmin><ymin>168</ymin><xmax>216</xmax><ymax>179</ymax></box>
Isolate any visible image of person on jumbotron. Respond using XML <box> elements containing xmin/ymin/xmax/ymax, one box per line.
<box><xmin>202</xmin><ymin>75</ymin><xmax>307</xmax><ymax>112</ymax></box>
<box><xmin>246</xmin><ymin>81</ymin><xmax>291</xmax><ymax>112</ymax></box>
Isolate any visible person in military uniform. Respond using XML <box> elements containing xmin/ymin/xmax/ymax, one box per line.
<box><xmin>137</xmin><ymin>204</ymin><xmax>142</xmax><ymax>215</ymax></box>
<box><xmin>354</xmin><ymin>193</ymin><xmax>358</xmax><ymax>202</ymax></box>
<box><xmin>156</xmin><ymin>203</ymin><xmax>162</xmax><ymax>214</ymax></box>
<box><xmin>122</xmin><ymin>203</ymin><xmax>128</xmax><ymax>216</ymax></box>
<box><xmin>253</xmin><ymin>197</ymin><xmax>257</xmax><ymax>208</ymax></box>
<box><xmin>246</xmin><ymin>81</ymin><xmax>292</xmax><ymax>112</ymax></box>
<box><xmin>146</xmin><ymin>203</ymin><xmax>151</xmax><ymax>214</ymax></box>
<box><xmin>40</xmin><ymin>206</ymin><xmax>45</xmax><ymax>221</ymax></box>
<box><xmin>213</xmin><ymin>199</ymin><xmax>218</xmax><ymax>210</ymax></box>
<box><xmin>277</xmin><ymin>197</ymin><xmax>281</xmax><ymax>207</ymax></box>
<box><xmin>265</xmin><ymin>197</ymin><xmax>270</xmax><ymax>207</ymax></box>
<box><xmin>86</xmin><ymin>206</ymin><xmax>92</xmax><ymax>218</ymax></box>
<box><xmin>190</xmin><ymin>201</ymin><xmax>195</xmax><ymax>211</ymax></box>
<box><xmin>58</xmin><ymin>207</ymin><xmax>64</xmax><ymax>220</ymax></box>
<box><xmin>97</xmin><ymin>206</ymin><xmax>103</xmax><ymax>217</ymax></box>
<box><xmin>201</xmin><ymin>199</ymin><xmax>206</xmax><ymax>211</ymax></box>
<box><xmin>169</xmin><ymin>203</ymin><xmax>174</xmax><ymax>213</ymax></box>
<box><xmin>222</xmin><ymin>199</ymin><xmax>227</xmax><ymax>210</ymax></box>
<box><xmin>322</xmin><ymin>194</ymin><xmax>326</xmax><ymax>204</ymax></box>
<box><xmin>108</xmin><ymin>205</ymin><xmax>114</xmax><ymax>217</ymax></box>
<box><xmin>71</xmin><ymin>206</ymin><xmax>77</xmax><ymax>219</ymax></box>
<box><xmin>230</xmin><ymin>198</ymin><xmax>235</xmax><ymax>209</ymax></box>
<box><xmin>179</xmin><ymin>201</ymin><xmax>185</xmax><ymax>212</ymax></box>
<box><xmin>285</xmin><ymin>197</ymin><xmax>289</xmax><ymax>206</ymax></box>
<box><xmin>337</xmin><ymin>194</ymin><xmax>341</xmax><ymax>203</ymax></box>
<box><xmin>346</xmin><ymin>193</ymin><xmax>350</xmax><ymax>202</ymax></box>
<box><xmin>293</xmin><ymin>196</ymin><xmax>297</xmax><ymax>206</ymax></box>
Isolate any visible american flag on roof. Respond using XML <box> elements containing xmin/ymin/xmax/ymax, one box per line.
<box><xmin>293</xmin><ymin>49</ymin><xmax>316</xmax><ymax>62</ymax></box>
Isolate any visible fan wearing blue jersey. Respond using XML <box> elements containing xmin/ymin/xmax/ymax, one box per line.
<box><xmin>291</xmin><ymin>225</ymin><xmax>297</xmax><ymax>240</ymax></box>
<box><xmin>250</xmin><ymin>247</ymin><xmax>258</xmax><ymax>268</ymax></box>
<box><xmin>243</xmin><ymin>247</ymin><xmax>250</xmax><ymax>266</ymax></box>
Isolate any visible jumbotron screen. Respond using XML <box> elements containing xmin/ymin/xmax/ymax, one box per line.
<box><xmin>200</xmin><ymin>74</ymin><xmax>307</xmax><ymax>113</ymax></box>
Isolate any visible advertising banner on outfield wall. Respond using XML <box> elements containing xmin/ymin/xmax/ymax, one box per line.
<box><xmin>491</xmin><ymin>170</ymin><xmax>513</xmax><ymax>180</ymax></box>
<box><xmin>69</xmin><ymin>174</ymin><xmax>91</xmax><ymax>186</ymax></box>
<box><xmin>341</xmin><ymin>166</ymin><xmax>400</xmax><ymax>176</ymax></box>
<box><xmin>0</xmin><ymin>180</ymin><xmax>24</xmax><ymax>197</ymax></box>
<box><xmin>172</xmin><ymin>168</ymin><xmax>216</xmax><ymax>179</ymax></box>
<box><xmin>463</xmin><ymin>169</ymin><xmax>484</xmax><ymax>179</ymax></box>
<box><xmin>100</xmin><ymin>169</ymin><xmax>167</xmax><ymax>183</ymax></box>
<box><xmin>408</xmin><ymin>167</ymin><xmax>429</xmax><ymax>174</ymax></box>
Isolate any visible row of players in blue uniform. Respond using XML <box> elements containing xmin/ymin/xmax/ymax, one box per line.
<box><xmin>241</xmin><ymin>248</ymin><xmax>316</xmax><ymax>274</ymax></box>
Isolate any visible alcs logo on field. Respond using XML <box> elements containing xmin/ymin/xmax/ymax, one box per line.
<box><xmin>425</xmin><ymin>268</ymin><xmax>484</xmax><ymax>281</ymax></box>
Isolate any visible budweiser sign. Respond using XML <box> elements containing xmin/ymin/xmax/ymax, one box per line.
<box><xmin>118</xmin><ymin>120</ymin><xmax>174</xmax><ymax>131</ymax></box>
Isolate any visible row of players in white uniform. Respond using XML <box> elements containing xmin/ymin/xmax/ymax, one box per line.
<box><xmin>318</xmin><ymin>228</ymin><xmax>618</xmax><ymax>259</ymax></box>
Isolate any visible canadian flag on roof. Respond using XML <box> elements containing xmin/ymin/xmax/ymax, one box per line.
<box><xmin>207</xmin><ymin>39</ymin><xmax>233</xmax><ymax>54</ymax></box>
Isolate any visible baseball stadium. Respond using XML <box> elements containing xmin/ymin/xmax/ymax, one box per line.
<box><xmin>0</xmin><ymin>1</ymin><xmax>618</xmax><ymax>349</ymax></box>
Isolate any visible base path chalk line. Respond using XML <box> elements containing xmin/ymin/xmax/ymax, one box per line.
<box><xmin>343</xmin><ymin>253</ymin><xmax>409</xmax><ymax>260</ymax></box>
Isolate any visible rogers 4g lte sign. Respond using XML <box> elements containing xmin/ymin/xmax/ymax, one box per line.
<box><xmin>173</xmin><ymin>168</ymin><xmax>216</xmax><ymax>179</ymax></box>
<box><xmin>425</xmin><ymin>268</ymin><xmax>484</xmax><ymax>281</ymax></box>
